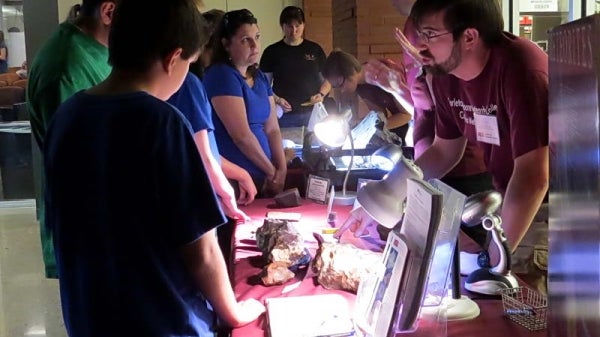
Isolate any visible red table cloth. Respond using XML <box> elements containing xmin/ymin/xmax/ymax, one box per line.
<box><xmin>231</xmin><ymin>198</ymin><xmax>547</xmax><ymax>337</ymax></box>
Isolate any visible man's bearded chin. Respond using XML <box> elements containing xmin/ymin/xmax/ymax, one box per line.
<box><xmin>419</xmin><ymin>51</ymin><xmax>446</xmax><ymax>75</ymax></box>
<box><xmin>423</xmin><ymin>46</ymin><xmax>461</xmax><ymax>75</ymax></box>
<box><xmin>424</xmin><ymin>64</ymin><xmax>447</xmax><ymax>75</ymax></box>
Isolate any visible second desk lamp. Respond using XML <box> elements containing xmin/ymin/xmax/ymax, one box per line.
<box><xmin>461</xmin><ymin>191</ymin><xmax>519</xmax><ymax>295</ymax></box>
<box><xmin>314</xmin><ymin>111</ymin><xmax>356</xmax><ymax>205</ymax></box>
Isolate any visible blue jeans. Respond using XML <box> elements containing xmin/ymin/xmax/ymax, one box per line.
<box><xmin>278</xmin><ymin>111</ymin><xmax>311</xmax><ymax>128</ymax></box>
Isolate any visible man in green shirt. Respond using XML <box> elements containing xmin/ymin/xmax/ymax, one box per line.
<box><xmin>27</xmin><ymin>0</ymin><xmax>116</xmax><ymax>278</ymax></box>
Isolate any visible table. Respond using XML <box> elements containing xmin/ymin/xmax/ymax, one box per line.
<box><xmin>232</xmin><ymin>198</ymin><xmax>547</xmax><ymax>337</ymax></box>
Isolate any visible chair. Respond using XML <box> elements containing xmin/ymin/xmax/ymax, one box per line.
<box><xmin>0</xmin><ymin>72</ymin><xmax>21</xmax><ymax>85</ymax></box>
<box><xmin>0</xmin><ymin>86</ymin><xmax>25</xmax><ymax>104</ymax></box>
<box><xmin>11</xmin><ymin>79</ymin><xmax>27</xmax><ymax>89</ymax></box>
<box><xmin>0</xmin><ymin>86</ymin><xmax>25</xmax><ymax>121</ymax></box>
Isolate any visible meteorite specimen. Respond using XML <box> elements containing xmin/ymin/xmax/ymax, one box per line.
<box><xmin>312</xmin><ymin>242</ymin><xmax>382</xmax><ymax>293</ymax></box>
<box><xmin>256</xmin><ymin>218</ymin><xmax>310</xmax><ymax>285</ymax></box>
<box><xmin>260</xmin><ymin>261</ymin><xmax>295</xmax><ymax>286</ymax></box>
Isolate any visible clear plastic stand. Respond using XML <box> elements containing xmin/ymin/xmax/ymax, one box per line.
<box><xmin>354</xmin><ymin>271</ymin><xmax>383</xmax><ymax>337</ymax></box>
<box><xmin>355</xmin><ymin>281</ymin><xmax>449</xmax><ymax>337</ymax></box>
<box><xmin>354</xmin><ymin>179</ymin><xmax>466</xmax><ymax>337</ymax></box>
<box><xmin>394</xmin><ymin>179</ymin><xmax>465</xmax><ymax>334</ymax></box>
<box><xmin>428</xmin><ymin>180</ymin><xmax>480</xmax><ymax>321</ymax></box>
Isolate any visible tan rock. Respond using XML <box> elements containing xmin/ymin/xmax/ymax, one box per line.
<box><xmin>312</xmin><ymin>242</ymin><xmax>382</xmax><ymax>293</ymax></box>
<box><xmin>261</xmin><ymin>261</ymin><xmax>296</xmax><ymax>286</ymax></box>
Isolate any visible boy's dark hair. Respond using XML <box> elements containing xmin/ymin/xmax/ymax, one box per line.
<box><xmin>108</xmin><ymin>0</ymin><xmax>209</xmax><ymax>73</ymax></box>
<box><xmin>279</xmin><ymin>6</ymin><xmax>304</xmax><ymax>26</ymax></box>
<box><xmin>322</xmin><ymin>50</ymin><xmax>362</xmax><ymax>80</ymax></box>
<box><xmin>409</xmin><ymin>0</ymin><xmax>503</xmax><ymax>47</ymax></box>
<box><xmin>210</xmin><ymin>9</ymin><xmax>259</xmax><ymax>76</ymax></box>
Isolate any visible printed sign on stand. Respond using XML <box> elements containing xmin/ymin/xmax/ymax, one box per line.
<box><xmin>519</xmin><ymin>0</ymin><xmax>558</xmax><ymax>12</ymax></box>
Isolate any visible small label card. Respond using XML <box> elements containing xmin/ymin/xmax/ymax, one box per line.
<box><xmin>306</xmin><ymin>174</ymin><xmax>331</xmax><ymax>204</ymax></box>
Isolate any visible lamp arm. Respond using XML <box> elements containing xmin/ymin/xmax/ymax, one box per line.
<box><xmin>482</xmin><ymin>215</ymin><xmax>512</xmax><ymax>275</ymax></box>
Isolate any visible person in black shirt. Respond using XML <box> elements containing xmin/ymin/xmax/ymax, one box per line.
<box><xmin>260</xmin><ymin>6</ymin><xmax>331</xmax><ymax>128</ymax></box>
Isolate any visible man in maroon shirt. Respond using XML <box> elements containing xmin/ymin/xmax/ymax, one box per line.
<box><xmin>339</xmin><ymin>0</ymin><xmax>549</xmax><ymax>292</ymax></box>
<box><xmin>363</xmin><ymin>0</ymin><xmax>493</xmax><ymax>267</ymax></box>
<box><xmin>363</xmin><ymin>1</ymin><xmax>491</xmax><ymax>198</ymax></box>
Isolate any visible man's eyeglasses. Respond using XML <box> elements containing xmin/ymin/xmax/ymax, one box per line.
<box><xmin>330</xmin><ymin>77</ymin><xmax>346</xmax><ymax>89</ymax></box>
<box><xmin>416</xmin><ymin>30</ymin><xmax>453</xmax><ymax>44</ymax></box>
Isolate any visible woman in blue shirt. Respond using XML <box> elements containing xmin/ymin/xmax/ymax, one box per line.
<box><xmin>0</xmin><ymin>31</ymin><xmax>7</xmax><ymax>73</ymax></box>
<box><xmin>204</xmin><ymin>9</ymin><xmax>287</xmax><ymax>197</ymax></box>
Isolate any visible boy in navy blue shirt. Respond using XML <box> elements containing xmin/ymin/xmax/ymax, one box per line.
<box><xmin>43</xmin><ymin>1</ymin><xmax>264</xmax><ymax>336</ymax></box>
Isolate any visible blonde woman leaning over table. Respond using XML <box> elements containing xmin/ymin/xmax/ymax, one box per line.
<box><xmin>323</xmin><ymin>50</ymin><xmax>412</xmax><ymax>146</ymax></box>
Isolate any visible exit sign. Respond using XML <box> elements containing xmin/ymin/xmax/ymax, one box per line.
<box><xmin>519</xmin><ymin>0</ymin><xmax>559</xmax><ymax>12</ymax></box>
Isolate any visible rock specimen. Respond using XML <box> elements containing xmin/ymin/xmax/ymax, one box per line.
<box><xmin>274</xmin><ymin>188</ymin><xmax>302</xmax><ymax>207</ymax></box>
<box><xmin>312</xmin><ymin>242</ymin><xmax>382</xmax><ymax>293</ymax></box>
<box><xmin>260</xmin><ymin>261</ymin><xmax>295</xmax><ymax>286</ymax></box>
<box><xmin>256</xmin><ymin>218</ymin><xmax>310</xmax><ymax>285</ymax></box>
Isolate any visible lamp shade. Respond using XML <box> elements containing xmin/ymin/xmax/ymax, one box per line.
<box><xmin>314</xmin><ymin>115</ymin><xmax>349</xmax><ymax>147</ymax></box>
<box><xmin>357</xmin><ymin>155</ymin><xmax>423</xmax><ymax>228</ymax></box>
<box><xmin>461</xmin><ymin>191</ymin><xmax>502</xmax><ymax>227</ymax></box>
<box><xmin>314</xmin><ymin>113</ymin><xmax>356</xmax><ymax>205</ymax></box>
<box><xmin>372</xmin><ymin>143</ymin><xmax>404</xmax><ymax>171</ymax></box>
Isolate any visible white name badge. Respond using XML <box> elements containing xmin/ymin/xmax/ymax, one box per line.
<box><xmin>474</xmin><ymin>113</ymin><xmax>500</xmax><ymax>146</ymax></box>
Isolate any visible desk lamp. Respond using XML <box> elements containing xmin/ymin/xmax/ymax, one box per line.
<box><xmin>357</xmin><ymin>160</ymin><xmax>495</xmax><ymax>321</ymax></box>
<box><xmin>461</xmin><ymin>191</ymin><xmax>519</xmax><ymax>295</ymax></box>
<box><xmin>371</xmin><ymin>143</ymin><xmax>404</xmax><ymax>172</ymax></box>
<box><xmin>355</xmin><ymin>154</ymin><xmax>423</xmax><ymax>228</ymax></box>
<box><xmin>314</xmin><ymin>113</ymin><xmax>356</xmax><ymax>205</ymax></box>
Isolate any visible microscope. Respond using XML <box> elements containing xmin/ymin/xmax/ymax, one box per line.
<box><xmin>461</xmin><ymin>191</ymin><xmax>519</xmax><ymax>295</ymax></box>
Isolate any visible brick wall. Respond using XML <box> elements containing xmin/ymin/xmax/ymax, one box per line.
<box><xmin>305</xmin><ymin>0</ymin><xmax>406</xmax><ymax>62</ymax></box>
<box><xmin>356</xmin><ymin>1</ymin><xmax>406</xmax><ymax>61</ymax></box>
<box><xmin>303</xmin><ymin>0</ymin><xmax>334</xmax><ymax>55</ymax></box>
<box><xmin>331</xmin><ymin>0</ymin><xmax>357</xmax><ymax>56</ymax></box>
